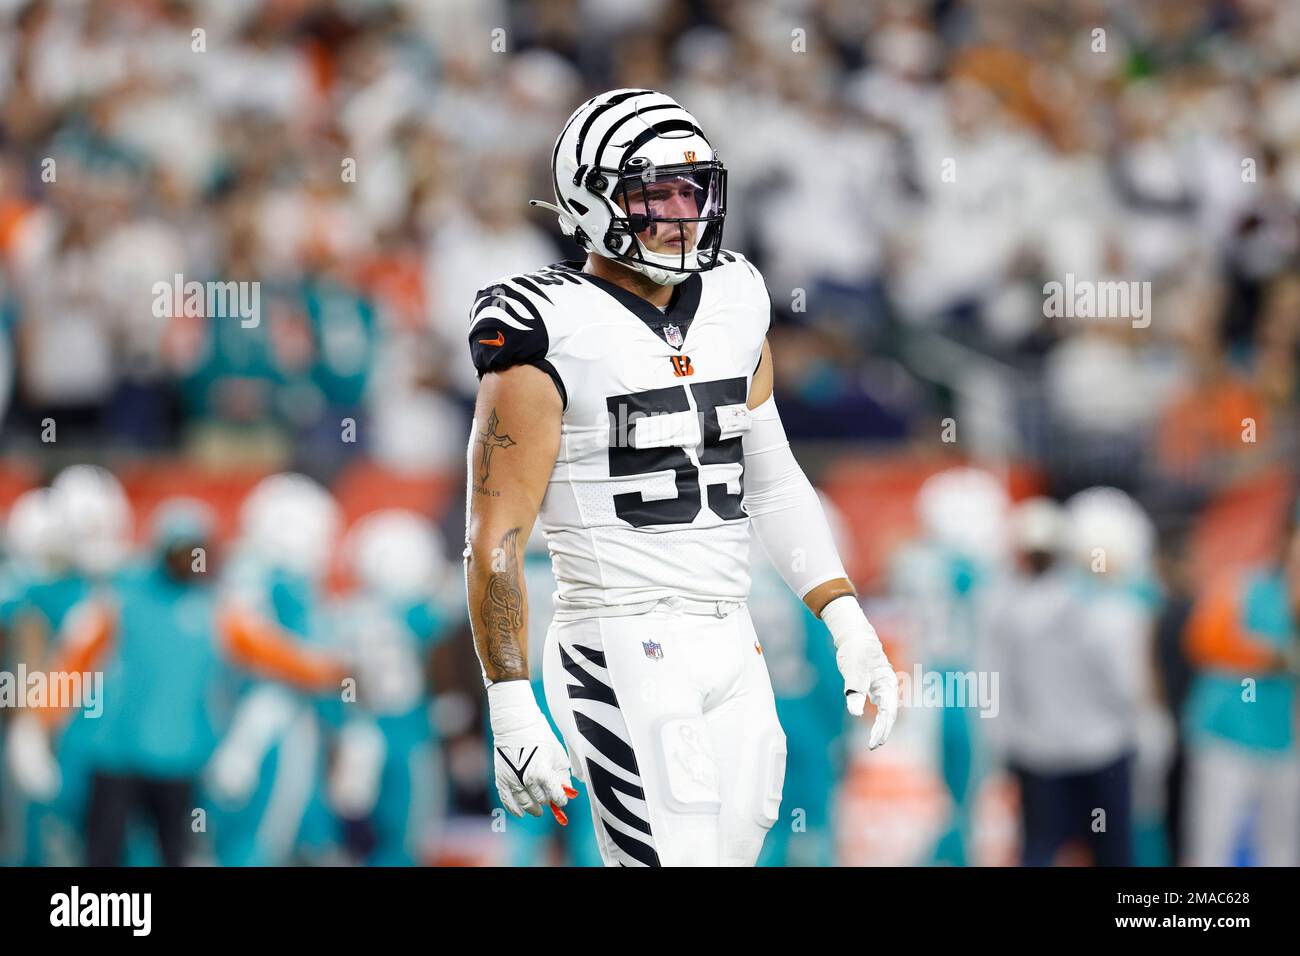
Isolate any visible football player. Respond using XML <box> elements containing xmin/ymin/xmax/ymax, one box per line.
<box><xmin>463</xmin><ymin>89</ymin><xmax>899</xmax><ymax>867</ymax></box>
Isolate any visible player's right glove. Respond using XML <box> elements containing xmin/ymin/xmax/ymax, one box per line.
<box><xmin>488</xmin><ymin>680</ymin><xmax>577</xmax><ymax>824</ymax></box>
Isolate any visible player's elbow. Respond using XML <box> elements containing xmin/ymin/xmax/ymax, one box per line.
<box><xmin>463</xmin><ymin>518</ymin><xmax>529</xmax><ymax>573</ymax></box>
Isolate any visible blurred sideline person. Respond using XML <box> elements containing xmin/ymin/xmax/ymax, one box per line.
<box><xmin>892</xmin><ymin>467</ymin><xmax>1009</xmax><ymax>865</ymax></box>
<box><xmin>984</xmin><ymin>495</ymin><xmax>1143</xmax><ymax>866</ymax></box>
<box><xmin>7</xmin><ymin>498</ymin><xmax>346</xmax><ymax>866</ymax></box>
<box><xmin>1181</xmin><ymin>502</ymin><xmax>1300</xmax><ymax>867</ymax></box>
<box><xmin>325</xmin><ymin>510</ymin><xmax>458</xmax><ymax>866</ymax></box>
<box><xmin>1066</xmin><ymin>489</ymin><xmax>1171</xmax><ymax>865</ymax></box>
<box><xmin>464</xmin><ymin>90</ymin><xmax>899</xmax><ymax>867</ymax></box>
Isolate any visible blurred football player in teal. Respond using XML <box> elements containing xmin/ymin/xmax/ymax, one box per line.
<box><xmin>7</xmin><ymin>496</ymin><xmax>345</xmax><ymax>865</ymax></box>
<box><xmin>0</xmin><ymin>486</ymin><xmax>81</xmax><ymax>865</ymax></box>
<box><xmin>891</xmin><ymin>468</ymin><xmax>1010</xmax><ymax>866</ymax></box>
<box><xmin>2</xmin><ymin>467</ymin><xmax>130</xmax><ymax>865</ymax></box>
<box><xmin>1181</xmin><ymin>502</ymin><xmax>1300</xmax><ymax>867</ymax></box>
<box><xmin>324</xmin><ymin>510</ymin><xmax>457</xmax><ymax>866</ymax></box>
<box><xmin>204</xmin><ymin>473</ymin><xmax>344</xmax><ymax>866</ymax></box>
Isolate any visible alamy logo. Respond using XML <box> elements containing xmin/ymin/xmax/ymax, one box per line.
<box><xmin>1042</xmin><ymin>273</ymin><xmax>1151</xmax><ymax>329</ymax></box>
<box><xmin>152</xmin><ymin>273</ymin><xmax>261</xmax><ymax>328</ymax></box>
<box><xmin>50</xmin><ymin>886</ymin><xmax>151</xmax><ymax>936</ymax></box>
<box><xmin>0</xmin><ymin>667</ymin><xmax>102</xmax><ymax>717</ymax></box>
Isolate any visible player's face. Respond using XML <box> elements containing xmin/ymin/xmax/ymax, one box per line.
<box><xmin>621</xmin><ymin>175</ymin><xmax>701</xmax><ymax>254</ymax></box>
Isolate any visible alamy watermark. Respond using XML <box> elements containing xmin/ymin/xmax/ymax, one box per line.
<box><xmin>1043</xmin><ymin>273</ymin><xmax>1151</xmax><ymax>329</ymax></box>
<box><xmin>0</xmin><ymin>667</ymin><xmax>103</xmax><ymax>717</ymax></box>
<box><xmin>896</xmin><ymin>664</ymin><xmax>999</xmax><ymax>718</ymax></box>
<box><xmin>152</xmin><ymin>273</ymin><xmax>261</xmax><ymax>328</ymax></box>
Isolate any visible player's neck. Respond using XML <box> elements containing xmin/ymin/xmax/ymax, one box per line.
<box><xmin>584</xmin><ymin>254</ymin><xmax>675</xmax><ymax>309</ymax></box>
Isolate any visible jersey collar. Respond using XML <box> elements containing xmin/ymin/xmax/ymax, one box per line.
<box><xmin>562</xmin><ymin>259</ymin><xmax>701</xmax><ymax>350</ymax></box>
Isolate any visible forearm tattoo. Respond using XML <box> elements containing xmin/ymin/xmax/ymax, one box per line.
<box><xmin>481</xmin><ymin>527</ymin><xmax>526</xmax><ymax>680</ymax></box>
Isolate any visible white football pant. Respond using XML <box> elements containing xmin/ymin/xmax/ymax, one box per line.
<box><xmin>543</xmin><ymin>597</ymin><xmax>787</xmax><ymax>866</ymax></box>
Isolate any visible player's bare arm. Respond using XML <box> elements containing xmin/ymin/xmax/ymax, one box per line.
<box><xmin>464</xmin><ymin>364</ymin><xmax>576</xmax><ymax>821</ymax></box>
<box><xmin>465</xmin><ymin>365</ymin><xmax>559</xmax><ymax>682</ymax></box>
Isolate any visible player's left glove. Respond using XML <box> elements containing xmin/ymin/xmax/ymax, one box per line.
<box><xmin>821</xmin><ymin>595</ymin><xmax>899</xmax><ymax>750</ymax></box>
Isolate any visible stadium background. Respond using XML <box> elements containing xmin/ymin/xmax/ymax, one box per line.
<box><xmin>0</xmin><ymin>0</ymin><xmax>1297</xmax><ymax>866</ymax></box>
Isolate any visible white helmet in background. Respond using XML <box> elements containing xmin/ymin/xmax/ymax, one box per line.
<box><xmin>532</xmin><ymin>89</ymin><xmax>727</xmax><ymax>286</ymax></box>
<box><xmin>916</xmin><ymin>466</ymin><xmax>1010</xmax><ymax>563</ymax></box>
<box><xmin>346</xmin><ymin>509</ymin><xmax>445</xmax><ymax>601</ymax></box>
<box><xmin>239</xmin><ymin>473</ymin><xmax>340</xmax><ymax>580</ymax></box>
<box><xmin>1010</xmin><ymin>496</ymin><xmax>1067</xmax><ymax>556</ymax></box>
<box><xmin>1064</xmin><ymin>487</ymin><xmax>1155</xmax><ymax>580</ymax></box>
<box><xmin>5</xmin><ymin>488</ymin><xmax>69</xmax><ymax>572</ymax></box>
<box><xmin>50</xmin><ymin>465</ymin><xmax>132</xmax><ymax>576</ymax></box>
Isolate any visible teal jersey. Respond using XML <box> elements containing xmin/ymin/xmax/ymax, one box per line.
<box><xmin>1185</xmin><ymin>569</ymin><xmax>1297</xmax><ymax>754</ymax></box>
<box><xmin>302</xmin><ymin>277</ymin><xmax>378</xmax><ymax>408</ymax></box>
<box><xmin>325</xmin><ymin>593</ymin><xmax>454</xmax><ymax>733</ymax></box>
<box><xmin>21</xmin><ymin>572</ymin><xmax>92</xmax><ymax>635</ymax></box>
<box><xmin>90</xmin><ymin>561</ymin><xmax>228</xmax><ymax>776</ymax></box>
<box><xmin>178</xmin><ymin>277</ymin><xmax>295</xmax><ymax>422</ymax></box>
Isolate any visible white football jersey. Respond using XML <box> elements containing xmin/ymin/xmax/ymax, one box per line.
<box><xmin>468</xmin><ymin>251</ymin><xmax>770</xmax><ymax>611</ymax></box>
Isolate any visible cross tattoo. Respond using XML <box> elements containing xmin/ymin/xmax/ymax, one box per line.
<box><xmin>477</xmin><ymin>409</ymin><xmax>516</xmax><ymax>486</ymax></box>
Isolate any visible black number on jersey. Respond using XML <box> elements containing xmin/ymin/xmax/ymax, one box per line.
<box><xmin>605</xmin><ymin>377</ymin><xmax>748</xmax><ymax>528</ymax></box>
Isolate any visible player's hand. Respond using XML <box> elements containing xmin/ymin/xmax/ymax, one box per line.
<box><xmin>822</xmin><ymin>596</ymin><xmax>900</xmax><ymax>750</ymax></box>
<box><xmin>6</xmin><ymin>715</ymin><xmax>61</xmax><ymax>800</ymax></box>
<box><xmin>488</xmin><ymin>680</ymin><xmax>577</xmax><ymax>823</ymax></box>
<box><xmin>205</xmin><ymin>740</ymin><xmax>261</xmax><ymax>806</ymax></box>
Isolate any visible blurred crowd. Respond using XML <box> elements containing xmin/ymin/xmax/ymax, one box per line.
<box><xmin>0</xmin><ymin>0</ymin><xmax>1298</xmax><ymax>865</ymax></box>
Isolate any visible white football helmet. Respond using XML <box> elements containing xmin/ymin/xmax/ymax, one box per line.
<box><xmin>5</xmin><ymin>488</ymin><xmax>70</xmax><ymax>573</ymax></box>
<box><xmin>531</xmin><ymin>88</ymin><xmax>726</xmax><ymax>286</ymax></box>
<box><xmin>1064</xmin><ymin>487</ymin><xmax>1155</xmax><ymax>581</ymax></box>
<box><xmin>239</xmin><ymin>473</ymin><xmax>340</xmax><ymax>580</ymax></box>
<box><xmin>916</xmin><ymin>466</ymin><xmax>1011</xmax><ymax>563</ymax></box>
<box><xmin>345</xmin><ymin>509</ymin><xmax>445</xmax><ymax>601</ymax></box>
<box><xmin>49</xmin><ymin>465</ymin><xmax>132</xmax><ymax>576</ymax></box>
<box><xmin>1010</xmin><ymin>496</ymin><xmax>1067</xmax><ymax>556</ymax></box>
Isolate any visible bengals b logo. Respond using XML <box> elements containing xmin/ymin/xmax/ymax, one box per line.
<box><xmin>683</xmin><ymin>150</ymin><xmax>697</xmax><ymax>163</ymax></box>
<box><xmin>670</xmin><ymin>355</ymin><xmax>694</xmax><ymax>377</ymax></box>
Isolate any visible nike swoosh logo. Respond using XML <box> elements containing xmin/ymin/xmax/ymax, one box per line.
<box><xmin>478</xmin><ymin>331</ymin><xmax>506</xmax><ymax>347</ymax></box>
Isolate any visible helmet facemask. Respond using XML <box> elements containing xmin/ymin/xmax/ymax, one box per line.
<box><xmin>601</xmin><ymin>157</ymin><xmax>727</xmax><ymax>285</ymax></box>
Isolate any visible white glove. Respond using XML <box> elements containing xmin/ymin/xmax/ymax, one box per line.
<box><xmin>821</xmin><ymin>595</ymin><xmax>899</xmax><ymax>750</ymax></box>
<box><xmin>205</xmin><ymin>743</ymin><xmax>261</xmax><ymax>806</ymax></box>
<box><xmin>6</xmin><ymin>715</ymin><xmax>61</xmax><ymax>801</ymax></box>
<box><xmin>488</xmin><ymin>680</ymin><xmax>575</xmax><ymax>822</ymax></box>
<box><xmin>328</xmin><ymin>719</ymin><xmax>387</xmax><ymax>818</ymax></box>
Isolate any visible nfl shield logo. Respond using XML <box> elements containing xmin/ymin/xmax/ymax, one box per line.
<box><xmin>664</xmin><ymin>324</ymin><xmax>683</xmax><ymax>348</ymax></box>
<box><xmin>642</xmin><ymin>640</ymin><xmax>664</xmax><ymax>661</ymax></box>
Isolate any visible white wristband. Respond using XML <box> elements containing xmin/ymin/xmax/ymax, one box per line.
<box><xmin>487</xmin><ymin>679</ymin><xmax>542</xmax><ymax>736</ymax></box>
<box><xmin>820</xmin><ymin>595</ymin><xmax>880</xmax><ymax>650</ymax></box>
